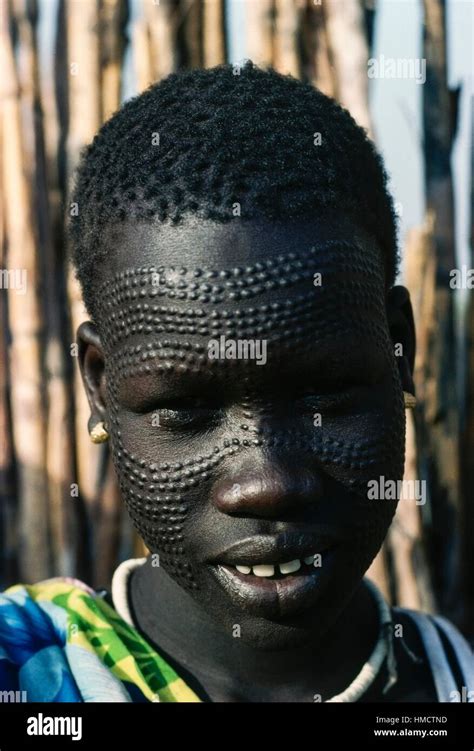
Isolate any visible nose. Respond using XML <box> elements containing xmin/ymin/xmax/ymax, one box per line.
<box><xmin>212</xmin><ymin>465</ymin><xmax>321</xmax><ymax>519</ymax></box>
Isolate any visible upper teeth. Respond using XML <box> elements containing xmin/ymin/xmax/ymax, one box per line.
<box><xmin>235</xmin><ymin>555</ymin><xmax>317</xmax><ymax>577</ymax></box>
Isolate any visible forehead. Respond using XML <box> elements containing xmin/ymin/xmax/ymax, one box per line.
<box><xmin>96</xmin><ymin>217</ymin><xmax>387</xmax><ymax>386</ymax></box>
<box><xmin>99</xmin><ymin>214</ymin><xmax>383</xmax><ymax>276</ymax></box>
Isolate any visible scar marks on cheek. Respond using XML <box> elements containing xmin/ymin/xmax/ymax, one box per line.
<box><xmin>104</xmin><ymin>356</ymin><xmax>404</xmax><ymax>593</ymax></box>
<box><xmin>101</xmin><ymin>312</ymin><xmax>403</xmax><ymax>596</ymax></box>
<box><xmin>117</xmin><ymin>426</ymin><xmax>388</xmax><ymax>476</ymax></box>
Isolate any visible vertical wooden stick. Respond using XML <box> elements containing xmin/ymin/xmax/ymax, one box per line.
<box><xmin>303</xmin><ymin>0</ymin><xmax>337</xmax><ymax>97</ymax></box>
<box><xmin>421</xmin><ymin>0</ymin><xmax>461</xmax><ymax>623</ymax></box>
<box><xmin>100</xmin><ymin>0</ymin><xmax>128</xmax><ymax>121</ymax></box>
<box><xmin>1</xmin><ymin>0</ymin><xmax>51</xmax><ymax>581</ymax></box>
<box><xmin>324</xmin><ymin>0</ymin><xmax>372</xmax><ymax>133</ymax></box>
<box><xmin>0</xmin><ymin>116</ymin><xmax>18</xmax><ymax>586</ymax></box>
<box><xmin>65</xmin><ymin>0</ymin><xmax>103</xmax><ymax>582</ymax></box>
<box><xmin>272</xmin><ymin>0</ymin><xmax>304</xmax><ymax>77</ymax></box>
<box><xmin>145</xmin><ymin>0</ymin><xmax>180</xmax><ymax>81</ymax></box>
<box><xmin>132</xmin><ymin>13</ymin><xmax>153</xmax><ymax>91</ymax></box>
<box><xmin>14</xmin><ymin>0</ymin><xmax>79</xmax><ymax>578</ymax></box>
<box><xmin>203</xmin><ymin>0</ymin><xmax>227</xmax><ymax>68</ymax></box>
<box><xmin>460</xmin><ymin>96</ymin><xmax>474</xmax><ymax>632</ymax></box>
<box><xmin>245</xmin><ymin>0</ymin><xmax>275</xmax><ymax>69</ymax></box>
<box><xmin>179</xmin><ymin>0</ymin><xmax>203</xmax><ymax>69</ymax></box>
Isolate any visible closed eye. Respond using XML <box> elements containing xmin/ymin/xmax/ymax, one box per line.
<box><xmin>149</xmin><ymin>398</ymin><xmax>222</xmax><ymax>430</ymax></box>
<box><xmin>297</xmin><ymin>386</ymin><xmax>362</xmax><ymax>414</ymax></box>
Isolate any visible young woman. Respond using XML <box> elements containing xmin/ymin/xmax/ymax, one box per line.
<box><xmin>1</xmin><ymin>63</ymin><xmax>472</xmax><ymax>702</ymax></box>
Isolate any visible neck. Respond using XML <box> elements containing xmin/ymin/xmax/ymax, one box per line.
<box><xmin>129</xmin><ymin>559</ymin><xmax>379</xmax><ymax>702</ymax></box>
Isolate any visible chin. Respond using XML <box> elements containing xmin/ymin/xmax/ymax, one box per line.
<box><xmin>194</xmin><ymin>580</ymin><xmax>342</xmax><ymax>651</ymax></box>
<box><xmin>189</xmin><ymin>546</ymin><xmax>371</xmax><ymax>649</ymax></box>
<box><xmin>229</xmin><ymin>613</ymin><xmax>332</xmax><ymax>651</ymax></box>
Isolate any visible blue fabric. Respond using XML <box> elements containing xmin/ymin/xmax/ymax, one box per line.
<box><xmin>0</xmin><ymin>588</ymin><xmax>82</xmax><ymax>701</ymax></box>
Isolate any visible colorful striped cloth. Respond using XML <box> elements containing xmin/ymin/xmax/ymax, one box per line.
<box><xmin>0</xmin><ymin>577</ymin><xmax>201</xmax><ymax>702</ymax></box>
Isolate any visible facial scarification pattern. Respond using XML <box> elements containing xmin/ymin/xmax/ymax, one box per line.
<box><xmin>98</xmin><ymin>289</ymin><xmax>386</xmax><ymax>349</ymax></box>
<box><xmin>96</xmin><ymin>240</ymin><xmax>383</xmax><ymax>307</ymax></box>
<box><xmin>96</xmin><ymin>242</ymin><xmax>383</xmax><ymax>333</ymax></box>
<box><xmin>100</xmin><ymin>242</ymin><xmax>405</xmax><ymax>592</ymax></box>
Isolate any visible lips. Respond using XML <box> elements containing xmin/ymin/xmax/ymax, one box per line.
<box><xmin>206</xmin><ymin>532</ymin><xmax>338</xmax><ymax>566</ymax></box>
<box><xmin>206</xmin><ymin>533</ymin><xmax>341</xmax><ymax>619</ymax></box>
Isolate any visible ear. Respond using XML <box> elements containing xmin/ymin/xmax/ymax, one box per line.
<box><xmin>77</xmin><ymin>321</ymin><xmax>108</xmax><ymax>432</ymax></box>
<box><xmin>386</xmin><ymin>285</ymin><xmax>416</xmax><ymax>396</ymax></box>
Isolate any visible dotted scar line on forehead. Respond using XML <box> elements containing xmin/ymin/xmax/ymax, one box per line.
<box><xmin>95</xmin><ymin>240</ymin><xmax>384</xmax><ymax>307</ymax></box>
<box><xmin>105</xmin><ymin>318</ymin><xmax>391</xmax><ymax>382</ymax></box>
<box><xmin>99</xmin><ymin>284</ymin><xmax>386</xmax><ymax>347</ymax></box>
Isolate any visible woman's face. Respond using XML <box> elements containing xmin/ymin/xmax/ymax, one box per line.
<box><xmin>80</xmin><ymin>215</ymin><xmax>411</xmax><ymax>649</ymax></box>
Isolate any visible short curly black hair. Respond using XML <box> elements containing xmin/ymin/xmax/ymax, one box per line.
<box><xmin>70</xmin><ymin>61</ymin><xmax>398</xmax><ymax>318</ymax></box>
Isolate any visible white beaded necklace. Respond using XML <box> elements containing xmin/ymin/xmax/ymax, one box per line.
<box><xmin>326</xmin><ymin>578</ymin><xmax>397</xmax><ymax>702</ymax></box>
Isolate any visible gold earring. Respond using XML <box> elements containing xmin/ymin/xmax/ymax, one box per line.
<box><xmin>403</xmin><ymin>391</ymin><xmax>417</xmax><ymax>409</ymax></box>
<box><xmin>90</xmin><ymin>421</ymin><xmax>109</xmax><ymax>443</ymax></box>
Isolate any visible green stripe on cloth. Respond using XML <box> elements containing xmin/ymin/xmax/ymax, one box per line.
<box><xmin>6</xmin><ymin>579</ymin><xmax>202</xmax><ymax>702</ymax></box>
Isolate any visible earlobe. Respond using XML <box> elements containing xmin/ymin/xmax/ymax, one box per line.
<box><xmin>77</xmin><ymin>321</ymin><xmax>108</xmax><ymax>429</ymax></box>
<box><xmin>386</xmin><ymin>285</ymin><xmax>416</xmax><ymax>396</ymax></box>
